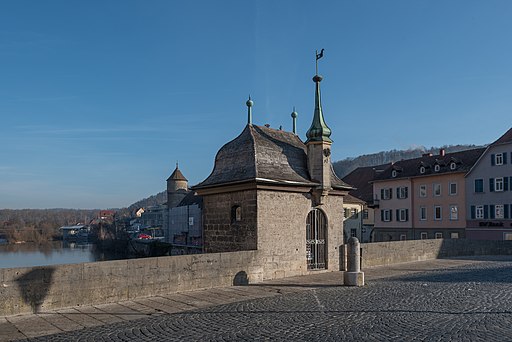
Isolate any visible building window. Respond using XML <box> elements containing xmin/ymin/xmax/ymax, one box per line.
<box><xmin>495</xmin><ymin>177</ymin><xmax>504</xmax><ymax>192</ymax></box>
<box><xmin>434</xmin><ymin>164</ymin><xmax>440</xmax><ymax>172</ymax></box>
<box><xmin>400</xmin><ymin>234</ymin><xmax>407</xmax><ymax>241</ymax></box>
<box><xmin>434</xmin><ymin>206</ymin><xmax>442</xmax><ymax>220</ymax></box>
<box><xmin>419</xmin><ymin>185</ymin><xmax>427</xmax><ymax>198</ymax></box>
<box><xmin>496</xmin><ymin>204</ymin><xmax>504</xmax><ymax>219</ymax></box>
<box><xmin>451</xmin><ymin>232</ymin><xmax>459</xmax><ymax>239</ymax></box>
<box><xmin>350</xmin><ymin>229</ymin><xmax>357</xmax><ymax>238</ymax></box>
<box><xmin>476</xmin><ymin>205</ymin><xmax>484</xmax><ymax>219</ymax></box>
<box><xmin>420</xmin><ymin>206</ymin><xmax>427</xmax><ymax>221</ymax></box>
<box><xmin>231</xmin><ymin>205</ymin><xmax>242</xmax><ymax>222</ymax></box>
<box><xmin>397</xmin><ymin>209</ymin><xmax>409</xmax><ymax>222</ymax></box>
<box><xmin>450</xmin><ymin>205</ymin><xmax>458</xmax><ymax>220</ymax></box>
<box><xmin>435</xmin><ymin>232</ymin><xmax>443</xmax><ymax>239</ymax></box>
<box><xmin>433</xmin><ymin>183</ymin><xmax>441</xmax><ymax>196</ymax></box>
<box><xmin>504</xmin><ymin>233</ymin><xmax>512</xmax><ymax>241</ymax></box>
<box><xmin>344</xmin><ymin>208</ymin><xmax>351</xmax><ymax>219</ymax></box>
<box><xmin>351</xmin><ymin>208</ymin><xmax>359</xmax><ymax>218</ymax></box>
<box><xmin>420</xmin><ymin>166</ymin><xmax>426</xmax><ymax>174</ymax></box>
<box><xmin>363</xmin><ymin>209</ymin><xmax>369</xmax><ymax>219</ymax></box>
<box><xmin>495</xmin><ymin>153</ymin><xmax>503</xmax><ymax>165</ymax></box>
<box><xmin>420</xmin><ymin>232</ymin><xmax>428</xmax><ymax>240</ymax></box>
<box><xmin>474</xmin><ymin>179</ymin><xmax>484</xmax><ymax>193</ymax></box>
<box><xmin>381</xmin><ymin>188</ymin><xmax>392</xmax><ymax>200</ymax></box>
<box><xmin>449</xmin><ymin>182</ymin><xmax>457</xmax><ymax>196</ymax></box>
<box><xmin>450</xmin><ymin>162</ymin><xmax>457</xmax><ymax>170</ymax></box>
<box><xmin>397</xmin><ymin>186</ymin><xmax>408</xmax><ymax>199</ymax></box>
<box><xmin>392</xmin><ymin>170</ymin><xmax>397</xmax><ymax>178</ymax></box>
<box><xmin>381</xmin><ymin>209</ymin><xmax>392</xmax><ymax>222</ymax></box>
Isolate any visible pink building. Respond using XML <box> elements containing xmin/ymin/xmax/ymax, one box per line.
<box><xmin>373</xmin><ymin>148</ymin><xmax>485</xmax><ymax>241</ymax></box>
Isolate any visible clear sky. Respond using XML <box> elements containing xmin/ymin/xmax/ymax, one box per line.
<box><xmin>1</xmin><ymin>1</ymin><xmax>511</xmax><ymax>209</ymax></box>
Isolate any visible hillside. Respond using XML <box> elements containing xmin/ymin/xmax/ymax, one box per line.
<box><xmin>333</xmin><ymin>144</ymin><xmax>483</xmax><ymax>178</ymax></box>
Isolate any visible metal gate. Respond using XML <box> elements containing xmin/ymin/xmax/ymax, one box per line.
<box><xmin>306</xmin><ymin>209</ymin><xmax>327</xmax><ymax>270</ymax></box>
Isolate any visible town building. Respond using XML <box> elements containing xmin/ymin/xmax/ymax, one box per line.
<box><xmin>162</xmin><ymin>164</ymin><xmax>204</xmax><ymax>253</ymax></box>
<box><xmin>342</xmin><ymin>194</ymin><xmax>365</xmax><ymax>243</ymax></box>
<box><xmin>465</xmin><ymin>128</ymin><xmax>512</xmax><ymax>239</ymax></box>
<box><xmin>192</xmin><ymin>66</ymin><xmax>352</xmax><ymax>278</ymax></box>
<box><xmin>372</xmin><ymin>148</ymin><xmax>485</xmax><ymax>241</ymax></box>
<box><xmin>342</xmin><ymin>164</ymin><xmax>390</xmax><ymax>242</ymax></box>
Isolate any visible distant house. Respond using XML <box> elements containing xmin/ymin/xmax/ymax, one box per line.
<box><xmin>343</xmin><ymin>194</ymin><xmax>365</xmax><ymax>243</ymax></box>
<box><xmin>163</xmin><ymin>165</ymin><xmax>203</xmax><ymax>253</ymax></box>
<box><xmin>465</xmin><ymin>128</ymin><xmax>512</xmax><ymax>240</ymax></box>
<box><xmin>139</xmin><ymin>205</ymin><xmax>165</xmax><ymax>228</ymax></box>
<box><xmin>342</xmin><ymin>163</ymin><xmax>391</xmax><ymax>242</ymax></box>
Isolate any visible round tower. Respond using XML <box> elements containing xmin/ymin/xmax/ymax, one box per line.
<box><xmin>167</xmin><ymin>163</ymin><xmax>188</xmax><ymax>208</ymax></box>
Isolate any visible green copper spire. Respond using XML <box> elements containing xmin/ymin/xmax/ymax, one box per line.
<box><xmin>306</xmin><ymin>49</ymin><xmax>332</xmax><ymax>143</ymax></box>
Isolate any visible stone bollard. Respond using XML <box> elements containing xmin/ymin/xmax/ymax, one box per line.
<box><xmin>344</xmin><ymin>237</ymin><xmax>364</xmax><ymax>286</ymax></box>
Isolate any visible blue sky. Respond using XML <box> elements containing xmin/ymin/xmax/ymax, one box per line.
<box><xmin>1</xmin><ymin>1</ymin><xmax>511</xmax><ymax>209</ymax></box>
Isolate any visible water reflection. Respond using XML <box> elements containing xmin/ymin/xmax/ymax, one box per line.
<box><xmin>0</xmin><ymin>241</ymin><xmax>129</xmax><ymax>269</ymax></box>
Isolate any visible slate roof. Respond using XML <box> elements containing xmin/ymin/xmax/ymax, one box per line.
<box><xmin>343</xmin><ymin>193</ymin><xmax>365</xmax><ymax>205</ymax></box>
<box><xmin>491</xmin><ymin>127</ymin><xmax>512</xmax><ymax>146</ymax></box>
<box><xmin>342</xmin><ymin>163</ymin><xmax>391</xmax><ymax>203</ymax></box>
<box><xmin>373</xmin><ymin>148</ymin><xmax>486</xmax><ymax>181</ymax></box>
<box><xmin>178</xmin><ymin>191</ymin><xmax>203</xmax><ymax>208</ymax></box>
<box><xmin>193</xmin><ymin>124</ymin><xmax>351</xmax><ymax>190</ymax></box>
<box><xmin>167</xmin><ymin>167</ymin><xmax>188</xmax><ymax>182</ymax></box>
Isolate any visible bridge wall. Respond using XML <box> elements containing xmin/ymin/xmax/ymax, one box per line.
<box><xmin>3</xmin><ymin>239</ymin><xmax>512</xmax><ymax>316</ymax></box>
<box><xmin>360</xmin><ymin>239</ymin><xmax>512</xmax><ymax>268</ymax></box>
<box><xmin>0</xmin><ymin>250</ymin><xmax>262</xmax><ymax>316</ymax></box>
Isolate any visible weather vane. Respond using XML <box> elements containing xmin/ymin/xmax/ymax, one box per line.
<box><xmin>315</xmin><ymin>48</ymin><xmax>324</xmax><ymax>75</ymax></box>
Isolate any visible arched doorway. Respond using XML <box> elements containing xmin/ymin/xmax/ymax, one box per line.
<box><xmin>306</xmin><ymin>209</ymin><xmax>327</xmax><ymax>270</ymax></box>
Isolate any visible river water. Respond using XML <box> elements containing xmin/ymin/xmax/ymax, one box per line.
<box><xmin>0</xmin><ymin>241</ymin><xmax>129</xmax><ymax>269</ymax></box>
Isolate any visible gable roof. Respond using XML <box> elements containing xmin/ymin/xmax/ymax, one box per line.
<box><xmin>491</xmin><ymin>127</ymin><xmax>512</xmax><ymax>146</ymax></box>
<box><xmin>193</xmin><ymin>124</ymin><xmax>351</xmax><ymax>190</ymax></box>
<box><xmin>342</xmin><ymin>163</ymin><xmax>391</xmax><ymax>203</ymax></box>
<box><xmin>373</xmin><ymin>148</ymin><xmax>485</xmax><ymax>181</ymax></box>
<box><xmin>177</xmin><ymin>191</ymin><xmax>203</xmax><ymax>208</ymax></box>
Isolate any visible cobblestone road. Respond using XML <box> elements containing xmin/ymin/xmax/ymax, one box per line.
<box><xmin>18</xmin><ymin>259</ymin><xmax>512</xmax><ymax>341</ymax></box>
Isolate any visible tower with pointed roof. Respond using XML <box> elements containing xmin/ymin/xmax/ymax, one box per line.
<box><xmin>166</xmin><ymin>163</ymin><xmax>189</xmax><ymax>208</ymax></box>
<box><xmin>306</xmin><ymin>68</ymin><xmax>333</xmax><ymax>204</ymax></box>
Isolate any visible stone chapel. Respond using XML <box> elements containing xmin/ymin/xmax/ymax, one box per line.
<box><xmin>192</xmin><ymin>63</ymin><xmax>352</xmax><ymax>277</ymax></box>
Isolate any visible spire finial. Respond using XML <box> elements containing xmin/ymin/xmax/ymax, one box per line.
<box><xmin>246</xmin><ymin>95</ymin><xmax>253</xmax><ymax>125</ymax></box>
<box><xmin>306</xmin><ymin>49</ymin><xmax>332</xmax><ymax>144</ymax></box>
<box><xmin>176</xmin><ymin>161</ymin><xmax>179</xmax><ymax>169</ymax></box>
<box><xmin>291</xmin><ymin>107</ymin><xmax>298</xmax><ymax>135</ymax></box>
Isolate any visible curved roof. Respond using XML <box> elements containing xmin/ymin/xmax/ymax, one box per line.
<box><xmin>193</xmin><ymin>125</ymin><xmax>351</xmax><ymax>190</ymax></box>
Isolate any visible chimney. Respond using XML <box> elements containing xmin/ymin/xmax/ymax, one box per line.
<box><xmin>439</xmin><ymin>149</ymin><xmax>446</xmax><ymax>157</ymax></box>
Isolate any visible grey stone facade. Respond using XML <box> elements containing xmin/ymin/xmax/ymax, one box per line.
<box><xmin>193</xmin><ymin>71</ymin><xmax>351</xmax><ymax>278</ymax></box>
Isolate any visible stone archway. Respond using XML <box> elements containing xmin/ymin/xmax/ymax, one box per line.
<box><xmin>306</xmin><ymin>209</ymin><xmax>327</xmax><ymax>270</ymax></box>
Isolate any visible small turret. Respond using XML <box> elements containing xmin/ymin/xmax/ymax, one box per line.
<box><xmin>166</xmin><ymin>163</ymin><xmax>188</xmax><ymax>208</ymax></box>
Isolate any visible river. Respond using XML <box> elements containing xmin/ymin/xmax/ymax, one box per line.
<box><xmin>0</xmin><ymin>241</ymin><xmax>130</xmax><ymax>269</ymax></box>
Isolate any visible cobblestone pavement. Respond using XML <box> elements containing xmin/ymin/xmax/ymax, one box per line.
<box><xmin>13</xmin><ymin>257</ymin><xmax>512</xmax><ymax>341</ymax></box>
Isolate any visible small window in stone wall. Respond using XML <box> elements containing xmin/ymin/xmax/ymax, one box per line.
<box><xmin>231</xmin><ymin>205</ymin><xmax>242</xmax><ymax>223</ymax></box>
